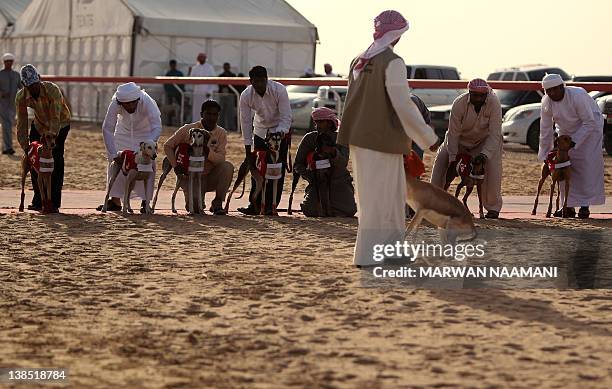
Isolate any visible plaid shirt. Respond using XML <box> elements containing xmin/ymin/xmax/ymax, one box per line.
<box><xmin>16</xmin><ymin>81</ymin><xmax>71</xmax><ymax>149</ymax></box>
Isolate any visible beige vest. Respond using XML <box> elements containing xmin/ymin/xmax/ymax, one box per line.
<box><xmin>337</xmin><ymin>48</ymin><xmax>412</xmax><ymax>155</ymax></box>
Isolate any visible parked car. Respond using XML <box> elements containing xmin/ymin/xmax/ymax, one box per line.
<box><xmin>406</xmin><ymin>64</ymin><xmax>464</xmax><ymax>106</ymax></box>
<box><xmin>311</xmin><ymin>64</ymin><xmax>464</xmax><ymax>122</ymax></box>
<box><xmin>287</xmin><ymin>85</ymin><xmax>319</xmax><ymax>130</ymax></box>
<box><xmin>502</xmin><ymin>88</ymin><xmax>612</xmax><ymax>152</ymax></box>
<box><xmin>487</xmin><ymin>65</ymin><xmax>571</xmax><ymax>82</ymax></box>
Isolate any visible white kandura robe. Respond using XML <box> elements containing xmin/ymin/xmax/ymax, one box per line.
<box><xmin>352</xmin><ymin>54</ymin><xmax>438</xmax><ymax>266</ymax></box>
<box><xmin>102</xmin><ymin>90</ymin><xmax>162</xmax><ymax>200</ymax></box>
<box><xmin>539</xmin><ymin>86</ymin><xmax>605</xmax><ymax>207</ymax></box>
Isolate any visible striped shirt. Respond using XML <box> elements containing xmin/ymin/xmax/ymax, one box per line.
<box><xmin>16</xmin><ymin>81</ymin><xmax>71</xmax><ymax>149</ymax></box>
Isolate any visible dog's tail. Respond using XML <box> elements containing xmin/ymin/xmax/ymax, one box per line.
<box><xmin>287</xmin><ymin>172</ymin><xmax>301</xmax><ymax>215</ymax></box>
<box><xmin>235</xmin><ymin>159</ymin><xmax>249</xmax><ymax>199</ymax></box>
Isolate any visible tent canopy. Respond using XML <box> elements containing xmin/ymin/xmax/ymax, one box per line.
<box><xmin>0</xmin><ymin>0</ymin><xmax>31</xmax><ymax>36</ymax></box>
<box><xmin>126</xmin><ymin>0</ymin><xmax>318</xmax><ymax>43</ymax></box>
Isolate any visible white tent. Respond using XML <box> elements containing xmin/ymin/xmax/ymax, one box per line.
<box><xmin>4</xmin><ymin>0</ymin><xmax>318</xmax><ymax>120</ymax></box>
<box><xmin>0</xmin><ymin>0</ymin><xmax>30</xmax><ymax>37</ymax></box>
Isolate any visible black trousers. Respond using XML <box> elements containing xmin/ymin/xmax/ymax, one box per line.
<box><xmin>249</xmin><ymin>134</ymin><xmax>288</xmax><ymax>212</ymax></box>
<box><xmin>29</xmin><ymin>123</ymin><xmax>70</xmax><ymax>208</ymax></box>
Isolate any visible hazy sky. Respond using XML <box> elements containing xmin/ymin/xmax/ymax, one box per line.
<box><xmin>286</xmin><ymin>0</ymin><xmax>612</xmax><ymax>79</ymax></box>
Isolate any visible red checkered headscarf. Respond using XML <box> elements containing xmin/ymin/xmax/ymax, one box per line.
<box><xmin>353</xmin><ymin>10</ymin><xmax>409</xmax><ymax>79</ymax></box>
<box><xmin>468</xmin><ymin>78</ymin><xmax>490</xmax><ymax>93</ymax></box>
<box><xmin>311</xmin><ymin>107</ymin><xmax>340</xmax><ymax>129</ymax></box>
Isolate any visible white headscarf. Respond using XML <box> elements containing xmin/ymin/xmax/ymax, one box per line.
<box><xmin>352</xmin><ymin>10</ymin><xmax>409</xmax><ymax>79</ymax></box>
<box><xmin>114</xmin><ymin>82</ymin><xmax>142</xmax><ymax>103</ymax></box>
<box><xmin>542</xmin><ymin>74</ymin><xmax>564</xmax><ymax>90</ymax></box>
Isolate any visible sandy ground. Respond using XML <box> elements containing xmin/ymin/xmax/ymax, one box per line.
<box><xmin>1</xmin><ymin>123</ymin><xmax>611</xmax><ymax>388</ymax></box>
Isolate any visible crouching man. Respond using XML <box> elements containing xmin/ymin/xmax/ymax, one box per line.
<box><xmin>294</xmin><ymin>107</ymin><xmax>356</xmax><ymax>217</ymax></box>
<box><xmin>164</xmin><ymin>99</ymin><xmax>234</xmax><ymax>215</ymax></box>
<box><xmin>430</xmin><ymin>78</ymin><xmax>503</xmax><ymax>218</ymax></box>
<box><xmin>100</xmin><ymin>82</ymin><xmax>162</xmax><ymax>213</ymax></box>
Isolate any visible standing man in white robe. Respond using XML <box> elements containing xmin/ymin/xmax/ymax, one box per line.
<box><xmin>538</xmin><ymin>73</ymin><xmax>605</xmax><ymax>218</ymax></box>
<box><xmin>189</xmin><ymin>53</ymin><xmax>216</xmax><ymax>123</ymax></box>
<box><xmin>338</xmin><ymin>10</ymin><xmax>440</xmax><ymax>267</ymax></box>
<box><xmin>99</xmin><ymin>82</ymin><xmax>162</xmax><ymax>212</ymax></box>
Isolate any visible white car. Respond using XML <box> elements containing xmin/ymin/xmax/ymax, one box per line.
<box><xmin>502</xmin><ymin>103</ymin><xmax>542</xmax><ymax>150</ymax></box>
<box><xmin>287</xmin><ymin>85</ymin><xmax>319</xmax><ymax>130</ymax></box>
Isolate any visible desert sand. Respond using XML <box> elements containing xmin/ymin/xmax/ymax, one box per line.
<box><xmin>1</xmin><ymin>123</ymin><xmax>611</xmax><ymax>388</ymax></box>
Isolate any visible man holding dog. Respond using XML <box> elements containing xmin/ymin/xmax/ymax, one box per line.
<box><xmin>338</xmin><ymin>10</ymin><xmax>440</xmax><ymax>267</ymax></box>
<box><xmin>238</xmin><ymin>65</ymin><xmax>292</xmax><ymax>215</ymax></box>
<box><xmin>294</xmin><ymin>107</ymin><xmax>357</xmax><ymax>217</ymax></box>
<box><xmin>16</xmin><ymin>64</ymin><xmax>71</xmax><ymax>212</ymax></box>
<box><xmin>430</xmin><ymin>78</ymin><xmax>503</xmax><ymax>219</ymax></box>
<box><xmin>538</xmin><ymin>73</ymin><xmax>605</xmax><ymax>218</ymax></box>
<box><xmin>100</xmin><ymin>82</ymin><xmax>162</xmax><ymax>212</ymax></box>
<box><xmin>164</xmin><ymin>99</ymin><xmax>234</xmax><ymax>215</ymax></box>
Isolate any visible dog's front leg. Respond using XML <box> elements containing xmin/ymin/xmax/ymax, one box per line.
<box><xmin>562</xmin><ymin>178</ymin><xmax>570</xmax><ymax>217</ymax></box>
<box><xmin>405</xmin><ymin>208</ymin><xmax>425</xmax><ymax>238</ymax></box>
<box><xmin>198</xmin><ymin>174</ymin><xmax>205</xmax><ymax>215</ymax></box>
<box><xmin>546</xmin><ymin>180</ymin><xmax>555</xmax><ymax>218</ymax></box>
<box><xmin>271</xmin><ymin>178</ymin><xmax>278</xmax><ymax>216</ymax></box>
<box><xmin>123</xmin><ymin>172</ymin><xmax>136</xmax><ymax>214</ymax></box>
<box><xmin>476</xmin><ymin>183</ymin><xmax>484</xmax><ymax>219</ymax></box>
<box><xmin>188</xmin><ymin>174</ymin><xmax>195</xmax><ymax>215</ymax></box>
<box><xmin>462</xmin><ymin>184</ymin><xmax>473</xmax><ymax>211</ymax></box>
<box><xmin>143</xmin><ymin>173</ymin><xmax>153</xmax><ymax>214</ymax></box>
<box><xmin>260</xmin><ymin>179</ymin><xmax>267</xmax><ymax>215</ymax></box>
<box><xmin>171</xmin><ymin>176</ymin><xmax>182</xmax><ymax>214</ymax></box>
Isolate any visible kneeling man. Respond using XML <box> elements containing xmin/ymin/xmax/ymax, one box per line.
<box><xmin>538</xmin><ymin>74</ymin><xmax>605</xmax><ymax>218</ymax></box>
<box><xmin>430</xmin><ymin>78</ymin><xmax>503</xmax><ymax>218</ymax></box>
<box><xmin>294</xmin><ymin>107</ymin><xmax>357</xmax><ymax>217</ymax></box>
<box><xmin>164</xmin><ymin>99</ymin><xmax>234</xmax><ymax>215</ymax></box>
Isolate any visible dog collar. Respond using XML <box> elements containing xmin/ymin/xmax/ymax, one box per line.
<box><xmin>189</xmin><ymin>156</ymin><xmax>206</xmax><ymax>162</ymax></box>
<box><xmin>554</xmin><ymin>160</ymin><xmax>571</xmax><ymax>168</ymax></box>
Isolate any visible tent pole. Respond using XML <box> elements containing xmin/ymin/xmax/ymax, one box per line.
<box><xmin>129</xmin><ymin>16</ymin><xmax>141</xmax><ymax>76</ymax></box>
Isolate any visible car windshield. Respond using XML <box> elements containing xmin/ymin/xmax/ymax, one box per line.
<box><xmin>495</xmin><ymin>90</ymin><xmax>524</xmax><ymax>106</ymax></box>
<box><xmin>286</xmin><ymin>85</ymin><xmax>319</xmax><ymax>94</ymax></box>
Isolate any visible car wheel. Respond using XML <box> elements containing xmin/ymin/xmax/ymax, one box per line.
<box><xmin>605</xmin><ymin>132</ymin><xmax>612</xmax><ymax>156</ymax></box>
<box><xmin>526</xmin><ymin>119</ymin><xmax>540</xmax><ymax>152</ymax></box>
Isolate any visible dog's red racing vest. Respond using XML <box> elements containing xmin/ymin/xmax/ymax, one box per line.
<box><xmin>545</xmin><ymin>150</ymin><xmax>570</xmax><ymax>171</ymax></box>
<box><xmin>403</xmin><ymin>150</ymin><xmax>425</xmax><ymax>178</ymax></box>
<box><xmin>120</xmin><ymin>150</ymin><xmax>137</xmax><ymax>175</ymax></box>
<box><xmin>254</xmin><ymin>149</ymin><xmax>268</xmax><ymax>177</ymax></box>
<box><xmin>28</xmin><ymin>142</ymin><xmax>54</xmax><ymax>174</ymax></box>
<box><xmin>175</xmin><ymin>143</ymin><xmax>190</xmax><ymax>172</ymax></box>
<box><xmin>455</xmin><ymin>153</ymin><xmax>472</xmax><ymax>177</ymax></box>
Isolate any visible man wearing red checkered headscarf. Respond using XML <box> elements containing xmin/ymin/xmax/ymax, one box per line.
<box><xmin>338</xmin><ymin>10</ymin><xmax>440</xmax><ymax>267</ymax></box>
<box><xmin>430</xmin><ymin>78</ymin><xmax>504</xmax><ymax>218</ymax></box>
